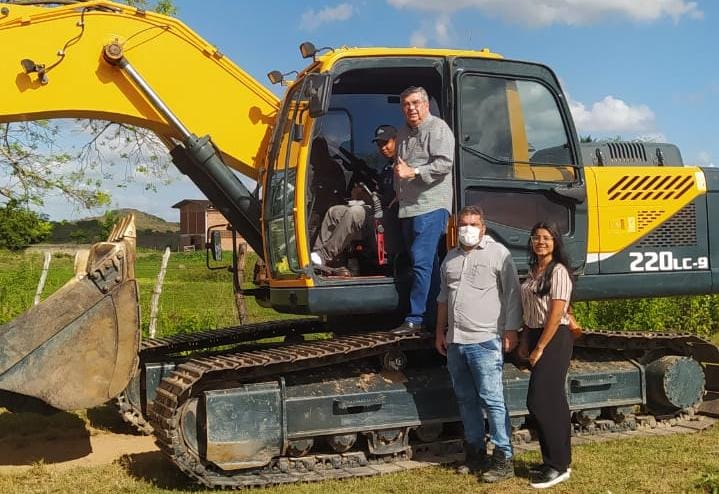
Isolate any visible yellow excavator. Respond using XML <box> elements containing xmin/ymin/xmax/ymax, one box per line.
<box><xmin>1</xmin><ymin>1</ymin><xmax>718</xmax><ymax>487</ymax></box>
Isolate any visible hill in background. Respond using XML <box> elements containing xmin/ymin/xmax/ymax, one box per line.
<box><xmin>48</xmin><ymin>208</ymin><xmax>180</xmax><ymax>250</ymax></box>
<box><xmin>108</xmin><ymin>209</ymin><xmax>179</xmax><ymax>233</ymax></box>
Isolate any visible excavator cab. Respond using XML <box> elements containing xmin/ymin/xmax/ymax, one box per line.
<box><xmin>262</xmin><ymin>51</ymin><xmax>589</xmax><ymax>316</ymax></box>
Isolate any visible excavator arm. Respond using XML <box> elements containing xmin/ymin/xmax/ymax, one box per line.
<box><xmin>0</xmin><ymin>0</ymin><xmax>279</xmax><ymax>178</ymax></box>
<box><xmin>0</xmin><ymin>1</ymin><xmax>281</xmax><ymax>411</ymax></box>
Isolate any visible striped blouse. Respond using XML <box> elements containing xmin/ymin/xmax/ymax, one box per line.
<box><xmin>520</xmin><ymin>263</ymin><xmax>573</xmax><ymax>328</ymax></box>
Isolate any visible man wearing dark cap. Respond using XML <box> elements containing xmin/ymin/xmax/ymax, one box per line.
<box><xmin>311</xmin><ymin>125</ymin><xmax>400</xmax><ymax>273</ymax></box>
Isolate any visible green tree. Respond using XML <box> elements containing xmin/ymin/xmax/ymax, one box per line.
<box><xmin>69</xmin><ymin>229</ymin><xmax>89</xmax><ymax>244</ymax></box>
<box><xmin>0</xmin><ymin>200</ymin><xmax>52</xmax><ymax>250</ymax></box>
<box><xmin>126</xmin><ymin>0</ymin><xmax>177</xmax><ymax>15</ymax></box>
<box><xmin>99</xmin><ymin>209</ymin><xmax>120</xmax><ymax>239</ymax></box>
<box><xmin>0</xmin><ymin>0</ymin><xmax>177</xmax><ymax>211</ymax></box>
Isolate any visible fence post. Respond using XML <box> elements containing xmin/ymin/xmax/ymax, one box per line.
<box><xmin>148</xmin><ymin>246</ymin><xmax>171</xmax><ymax>338</ymax></box>
<box><xmin>33</xmin><ymin>251</ymin><xmax>52</xmax><ymax>306</ymax></box>
<box><xmin>234</xmin><ymin>243</ymin><xmax>248</xmax><ymax>324</ymax></box>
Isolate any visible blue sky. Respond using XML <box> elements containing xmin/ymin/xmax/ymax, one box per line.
<box><xmin>43</xmin><ymin>0</ymin><xmax>719</xmax><ymax>221</ymax></box>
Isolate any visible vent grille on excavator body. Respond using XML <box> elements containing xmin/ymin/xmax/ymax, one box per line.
<box><xmin>580</xmin><ymin>141</ymin><xmax>683</xmax><ymax>167</ymax></box>
<box><xmin>608</xmin><ymin>142</ymin><xmax>647</xmax><ymax>163</ymax></box>
<box><xmin>637</xmin><ymin>203</ymin><xmax>697</xmax><ymax>248</ymax></box>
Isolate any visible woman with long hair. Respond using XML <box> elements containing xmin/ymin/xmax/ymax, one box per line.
<box><xmin>518</xmin><ymin>222</ymin><xmax>574</xmax><ymax>489</ymax></box>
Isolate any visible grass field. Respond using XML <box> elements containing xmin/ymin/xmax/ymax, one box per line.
<box><xmin>0</xmin><ymin>248</ymin><xmax>291</xmax><ymax>334</ymax></box>
<box><xmin>2</xmin><ymin>248</ymin><xmax>719</xmax><ymax>493</ymax></box>
<box><xmin>0</xmin><ymin>411</ymin><xmax>717</xmax><ymax>494</ymax></box>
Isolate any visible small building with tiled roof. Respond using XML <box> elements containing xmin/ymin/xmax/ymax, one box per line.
<box><xmin>172</xmin><ymin>199</ymin><xmax>239</xmax><ymax>252</ymax></box>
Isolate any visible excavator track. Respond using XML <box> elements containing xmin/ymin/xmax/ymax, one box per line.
<box><xmin>116</xmin><ymin>318</ymin><xmax>324</xmax><ymax>433</ymax></box>
<box><xmin>578</xmin><ymin>329</ymin><xmax>719</xmax><ymax>361</ymax></box>
<box><xmin>148</xmin><ymin>328</ymin><xmax>719</xmax><ymax>488</ymax></box>
<box><xmin>578</xmin><ymin>329</ymin><xmax>719</xmax><ymax>417</ymax></box>
<box><xmin>139</xmin><ymin>318</ymin><xmax>324</xmax><ymax>356</ymax></box>
<box><xmin>149</xmin><ymin>331</ymin><xmax>429</xmax><ymax>487</ymax></box>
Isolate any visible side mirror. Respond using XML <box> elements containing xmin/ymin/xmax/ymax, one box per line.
<box><xmin>209</xmin><ymin>230</ymin><xmax>222</xmax><ymax>261</ymax></box>
<box><xmin>306</xmin><ymin>73</ymin><xmax>331</xmax><ymax>118</ymax></box>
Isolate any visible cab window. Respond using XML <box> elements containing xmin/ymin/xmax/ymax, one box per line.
<box><xmin>459</xmin><ymin>75</ymin><xmax>576</xmax><ymax>182</ymax></box>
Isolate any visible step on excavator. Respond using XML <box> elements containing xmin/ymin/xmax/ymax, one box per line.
<box><xmin>1</xmin><ymin>1</ymin><xmax>718</xmax><ymax>488</ymax></box>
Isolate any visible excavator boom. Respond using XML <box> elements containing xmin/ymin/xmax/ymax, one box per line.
<box><xmin>0</xmin><ymin>0</ymin><xmax>279</xmax><ymax>178</ymax></box>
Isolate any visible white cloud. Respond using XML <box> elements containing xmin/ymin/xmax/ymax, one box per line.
<box><xmin>409</xmin><ymin>14</ymin><xmax>454</xmax><ymax>47</ymax></box>
<box><xmin>434</xmin><ymin>14</ymin><xmax>452</xmax><ymax>44</ymax></box>
<box><xmin>634</xmin><ymin>132</ymin><xmax>667</xmax><ymax>143</ymax></box>
<box><xmin>409</xmin><ymin>30</ymin><xmax>428</xmax><ymax>47</ymax></box>
<box><xmin>300</xmin><ymin>4</ymin><xmax>355</xmax><ymax>31</ymax></box>
<box><xmin>697</xmin><ymin>151</ymin><xmax>715</xmax><ymax>167</ymax></box>
<box><xmin>387</xmin><ymin>0</ymin><xmax>702</xmax><ymax>26</ymax></box>
<box><xmin>569</xmin><ymin>95</ymin><xmax>657</xmax><ymax>135</ymax></box>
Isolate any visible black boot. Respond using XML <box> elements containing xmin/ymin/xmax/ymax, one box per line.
<box><xmin>481</xmin><ymin>448</ymin><xmax>514</xmax><ymax>483</ymax></box>
<box><xmin>456</xmin><ymin>443</ymin><xmax>490</xmax><ymax>474</ymax></box>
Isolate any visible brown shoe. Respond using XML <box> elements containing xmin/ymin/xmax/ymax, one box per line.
<box><xmin>334</xmin><ymin>266</ymin><xmax>352</xmax><ymax>277</ymax></box>
<box><xmin>314</xmin><ymin>265</ymin><xmax>352</xmax><ymax>277</ymax></box>
<box><xmin>390</xmin><ymin>321</ymin><xmax>424</xmax><ymax>336</ymax></box>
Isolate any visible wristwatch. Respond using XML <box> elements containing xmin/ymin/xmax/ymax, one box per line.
<box><xmin>413</xmin><ymin>167</ymin><xmax>420</xmax><ymax>178</ymax></box>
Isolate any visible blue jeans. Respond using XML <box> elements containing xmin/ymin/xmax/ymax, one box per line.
<box><xmin>447</xmin><ymin>339</ymin><xmax>513</xmax><ymax>458</ymax></box>
<box><xmin>401</xmin><ymin>208</ymin><xmax>448</xmax><ymax>327</ymax></box>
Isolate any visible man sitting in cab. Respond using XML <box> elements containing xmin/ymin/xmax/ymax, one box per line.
<box><xmin>311</xmin><ymin>125</ymin><xmax>401</xmax><ymax>276</ymax></box>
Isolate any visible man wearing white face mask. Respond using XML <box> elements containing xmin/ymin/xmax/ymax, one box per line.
<box><xmin>436</xmin><ymin>205</ymin><xmax>522</xmax><ymax>483</ymax></box>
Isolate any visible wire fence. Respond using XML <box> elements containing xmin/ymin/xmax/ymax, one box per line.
<box><xmin>0</xmin><ymin>249</ymin><xmax>280</xmax><ymax>338</ymax></box>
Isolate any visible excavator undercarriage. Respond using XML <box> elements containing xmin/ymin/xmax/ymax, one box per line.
<box><xmin>104</xmin><ymin>279</ymin><xmax>719</xmax><ymax>488</ymax></box>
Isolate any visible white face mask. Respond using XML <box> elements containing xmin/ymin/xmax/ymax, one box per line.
<box><xmin>458</xmin><ymin>225</ymin><xmax>482</xmax><ymax>247</ymax></box>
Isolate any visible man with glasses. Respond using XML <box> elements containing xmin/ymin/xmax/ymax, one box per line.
<box><xmin>391</xmin><ymin>86</ymin><xmax>454</xmax><ymax>335</ymax></box>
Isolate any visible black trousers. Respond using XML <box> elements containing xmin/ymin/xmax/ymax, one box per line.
<box><xmin>526</xmin><ymin>325</ymin><xmax>573</xmax><ymax>471</ymax></box>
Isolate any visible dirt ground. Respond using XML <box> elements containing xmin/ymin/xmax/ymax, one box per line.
<box><xmin>0</xmin><ymin>431</ymin><xmax>157</xmax><ymax>473</ymax></box>
<box><xmin>0</xmin><ymin>404</ymin><xmax>158</xmax><ymax>473</ymax></box>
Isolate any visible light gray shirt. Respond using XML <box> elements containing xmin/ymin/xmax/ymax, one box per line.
<box><xmin>437</xmin><ymin>235</ymin><xmax>523</xmax><ymax>344</ymax></box>
<box><xmin>395</xmin><ymin>114</ymin><xmax>454</xmax><ymax>218</ymax></box>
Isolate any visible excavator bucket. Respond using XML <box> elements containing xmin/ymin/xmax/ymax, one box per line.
<box><xmin>0</xmin><ymin>215</ymin><xmax>141</xmax><ymax>411</ymax></box>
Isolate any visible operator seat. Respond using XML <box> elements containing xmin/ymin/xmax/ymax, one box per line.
<box><xmin>308</xmin><ymin>136</ymin><xmax>347</xmax><ymax>224</ymax></box>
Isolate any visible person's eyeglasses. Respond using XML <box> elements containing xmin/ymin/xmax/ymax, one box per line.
<box><xmin>531</xmin><ymin>235</ymin><xmax>554</xmax><ymax>243</ymax></box>
<box><xmin>403</xmin><ymin>99</ymin><xmax>425</xmax><ymax>109</ymax></box>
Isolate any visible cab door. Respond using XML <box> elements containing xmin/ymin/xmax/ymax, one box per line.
<box><xmin>451</xmin><ymin>57</ymin><xmax>587</xmax><ymax>274</ymax></box>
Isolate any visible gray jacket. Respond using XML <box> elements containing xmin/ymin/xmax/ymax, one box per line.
<box><xmin>395</xmin><ymin>114</ymin><xmax>454</xmax><ymax>218</ymax></box>
<box><xmin>437</xmin><ymin>235</ymin><xmax>523</xmax><ymax>345</ymax></box>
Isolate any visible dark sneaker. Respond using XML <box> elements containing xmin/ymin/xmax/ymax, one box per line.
<box><xmin>481</xmin><ymin>450</ymin><xmax>514</xmax><ymax>483</ymax></box>
<box><xmin>456</xmin><ymin>446</ymin><xmax>490</xmax><ymax>474</ymax></box>
<box><xmin>390</xmin><ymin>321</ymin><xmax>424</xmax><ymax>336</ymax></box>
<box><xmin>530</xmin><ymin>467</ymin><xmax>570</xmax><ymax>489</ymax></box>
